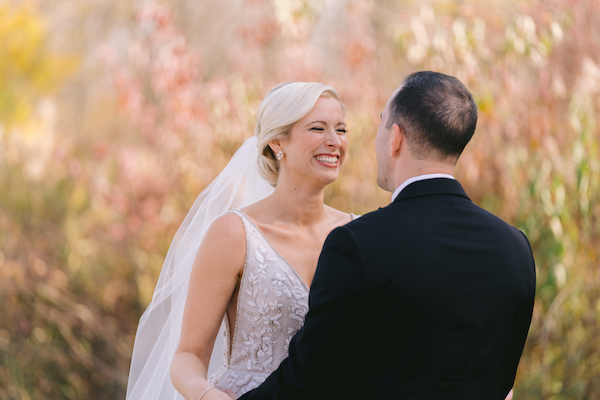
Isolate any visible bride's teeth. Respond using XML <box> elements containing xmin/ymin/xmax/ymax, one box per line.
<box><xmin>315</xmin><ymin>156</ymin><xmax>337</xmax><ymax>164</ymax></box>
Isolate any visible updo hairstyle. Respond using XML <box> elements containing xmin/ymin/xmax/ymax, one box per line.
<box><xmin>255</xmin><ymin>82</ymin><xmax>344</xmax><ymax>187</ymax></box>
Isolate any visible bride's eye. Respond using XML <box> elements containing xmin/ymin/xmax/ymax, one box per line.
<box><xmin>336</xmin><ymin>129</ymin><xmax>347</xmax><ymax>135</ymax></box>
<box><xmin>310</xmin><ymin>127</ymin><xmax>324</xmax><ymax>131</ymax></box>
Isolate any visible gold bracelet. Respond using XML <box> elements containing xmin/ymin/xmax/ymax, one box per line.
<box><xmin>197</xmin><ymin>386</ymin><xmax>217</xmax><ymax>400</ymax></box>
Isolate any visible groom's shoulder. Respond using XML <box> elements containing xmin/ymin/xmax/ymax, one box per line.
<box><xmin>348</xmin><ymin>198</ymin><xmax>526</xmax><ymax>237</ymax></box>
<box><xmin>470</xmin><ymin>201</ymin><xmax>527</xmax><ymax>232</ymax></box>
<box><xmin>458</xmin><ymin>199</ymin><xmax>533</xmax><ymax>253</ymax></box>
<box><xmin>341</xmin><ymin>204</ymin><xmax>400</xmax><ymax>235</ymax></box>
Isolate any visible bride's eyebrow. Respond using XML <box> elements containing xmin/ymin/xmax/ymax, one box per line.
<box><xmin>306</xmin><ymin>120</ymin><xmax>346</xmax><ymax>126</ymax></box>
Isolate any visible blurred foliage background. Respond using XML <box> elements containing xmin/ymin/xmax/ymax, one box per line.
<box><xmin>0</xmin><ymin>0</ymin><xmax>598</xmax><ymax>398</ymax></box>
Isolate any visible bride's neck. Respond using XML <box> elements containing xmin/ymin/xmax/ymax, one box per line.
<box><xmin>266</xmin><ymin>180</ymin><xmax>327</xmax><ymax>225</ymax></box>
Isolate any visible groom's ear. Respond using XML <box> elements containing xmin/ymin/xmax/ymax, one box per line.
<box><xmin>390</xmin><ymin>124</ymin><xmax>405</xmax><ymax>157</ymax></box>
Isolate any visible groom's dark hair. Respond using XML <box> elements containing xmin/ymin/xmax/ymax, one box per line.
<box><xmin>386</xmin><ymin>71</ymin><xmax>478</xmax><ymax>162</ymax></box>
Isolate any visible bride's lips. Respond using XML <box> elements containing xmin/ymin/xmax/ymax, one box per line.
<box><xmin>314</xmin><ymin>154</ymin><xmax>340</xmax><ymax>167</ymax></box>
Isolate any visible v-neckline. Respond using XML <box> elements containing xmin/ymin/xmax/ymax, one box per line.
<box><xmin>236</xmin><ymin>210</ymin><xmax>311</xmax><ymax>291</ymax></box>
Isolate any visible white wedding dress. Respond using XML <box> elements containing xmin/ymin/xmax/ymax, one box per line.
<box><xmin>208</xmin><ymin>210</ymin><xmax>310</xmax><ymax>396</ymax></box>
<box><xmin>209</xmin><ymin>210</ymin><xmax>358</xmax><ymax>396</ymax></box>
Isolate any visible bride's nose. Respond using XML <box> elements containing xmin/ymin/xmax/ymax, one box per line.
<box><xmin>324</xmin><ymin>128</ymin><xmax>342</xmax><ymax>148</ymax></box>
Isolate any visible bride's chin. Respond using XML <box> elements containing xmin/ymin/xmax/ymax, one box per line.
<box><xmin>316</xmin><ymin>172</ymin><xmax>340</xmax><ymax>186</ymax></box>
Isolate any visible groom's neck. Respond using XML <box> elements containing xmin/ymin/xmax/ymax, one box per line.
<box><xmin>392</xmin><ymin>158</ymin><xmax>455</xmax><ymax>191</ymax></box>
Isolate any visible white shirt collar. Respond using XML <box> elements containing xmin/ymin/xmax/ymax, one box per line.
<box><xmin>391</xmin><ymin>173</ymin><xmax>455</xmax><ymax>203</ymax></box>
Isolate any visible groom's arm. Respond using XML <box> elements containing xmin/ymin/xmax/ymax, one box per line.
<box><xmin>238</xmin><ymin>225</ymin><xmax>370</xmax><ymax>400</ymax></box>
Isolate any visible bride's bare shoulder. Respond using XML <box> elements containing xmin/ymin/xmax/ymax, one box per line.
<box><xmin>325</xmin><ymin>205</ymin><xmax>356</xmax><ymax>226</ymax></box>
<box><xmin>237</xmin><ymin>200</ymin><xmax>274</xmax><ymax>224</ymax></box>
<box><xmin>203</xmin><ymin>212</ymin><xmax>246</xmax><ymax>247</ymax></box>
<box><xmin>192</xmin><ymin>212</ymin><xmax>248</xmax><ymax>275</ymax></box>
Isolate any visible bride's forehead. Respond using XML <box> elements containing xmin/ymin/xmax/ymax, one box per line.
<box><xmin>304</xmin><ymin>97</ymin><xmax>344</xmax><ymax>118</ymax></box>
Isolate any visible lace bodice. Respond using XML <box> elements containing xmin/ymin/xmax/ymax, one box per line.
<box><xmin>209</xmin><ymin>210</ymin><xmax>310</xmax><ymax>395</ymax></box>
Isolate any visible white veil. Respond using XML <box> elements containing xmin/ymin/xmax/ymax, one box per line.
<box><xmin>126</xmin><ymin>136</ymin><xmax>275</xmax><ymax>400</ymax></box>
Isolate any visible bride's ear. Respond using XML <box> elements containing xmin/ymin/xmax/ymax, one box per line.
<box><xmin>268</xmin><ymin>139</ymin><xmax>282</xmax><ymax>155</ymax></box>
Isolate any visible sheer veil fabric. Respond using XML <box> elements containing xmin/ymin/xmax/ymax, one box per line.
<box><xmin>126</xmin><ymin>136</ymin><xmax>275</xmax><ymax>400</ymax></box>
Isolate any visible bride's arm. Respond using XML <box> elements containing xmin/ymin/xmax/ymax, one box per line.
<box><xmin>170</xmin><ymin>213</ymin><xmax>245</xmax><ymax>400</ymax></box>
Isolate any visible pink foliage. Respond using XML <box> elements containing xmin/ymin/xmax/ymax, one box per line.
<box><xmin>100</xmin><ymin>3</ymin><xmax>206</xmax><ymax>147</ymax></box>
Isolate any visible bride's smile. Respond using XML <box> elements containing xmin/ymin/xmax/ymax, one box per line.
<box><xmin>314</xmin><ymin>154</ymin><xmax>339</xmax><ymax>167</ymax></box>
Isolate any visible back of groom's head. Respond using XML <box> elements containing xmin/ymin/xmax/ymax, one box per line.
<box><xmin>387</xmin><ymin>71</ymin><xmax>478</xmax><ymax>163</ymax></box>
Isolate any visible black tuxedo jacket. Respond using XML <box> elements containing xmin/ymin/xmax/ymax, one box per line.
<box><xmin>239</xmin><ymin>178</ymin><xmax>536</xmax><ymax>400</ymax></box>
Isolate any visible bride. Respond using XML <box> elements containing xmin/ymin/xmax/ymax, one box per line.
<box><xmin>126</xmin><ymin>82</ymin><xmax>355</xmax><ymax>400</ymax></box>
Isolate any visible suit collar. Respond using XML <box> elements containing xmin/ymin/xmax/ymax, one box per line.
<box><xmin>392</xmin><ymin>178</ymin><xmax>470</xmax><ymax>204</ymax></box>
<box><xmin>391</xmin><ymin>174</ymin><xmax>455</xmax><ymax>202</ymax></box>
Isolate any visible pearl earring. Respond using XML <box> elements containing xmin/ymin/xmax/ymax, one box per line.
<box><xmin>276</xmin><ymin>150</ymin><xmax>285</xmax><ymax>161</ymax></box>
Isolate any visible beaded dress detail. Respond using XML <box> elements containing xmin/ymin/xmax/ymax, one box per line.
<box><xmin>209</xmin><ymin>210</ymin><xmax>310</xmax><ymax>396</ymax></box>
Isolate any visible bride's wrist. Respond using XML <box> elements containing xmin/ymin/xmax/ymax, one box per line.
<box><xmin>196</xmin><ymin>385</ymin><xmax>217</xmax><ymax>400</ymax></box>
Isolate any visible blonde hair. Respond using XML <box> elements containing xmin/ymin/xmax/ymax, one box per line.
<box><xmin>255</xmin><ymin>82</ymin><xmax>345</xmax><ymax>186</ymax></box>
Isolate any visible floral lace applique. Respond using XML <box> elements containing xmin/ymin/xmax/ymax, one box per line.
<box><xmin>227</xmin><ymin>211</ymin><xmax>309</xmax><ymax>375</ymax></box>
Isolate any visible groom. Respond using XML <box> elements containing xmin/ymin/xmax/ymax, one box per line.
<box><xmin>236</xmin><ymin>71</ymin><xmax>536</xmax><ymax>399</ymax></box>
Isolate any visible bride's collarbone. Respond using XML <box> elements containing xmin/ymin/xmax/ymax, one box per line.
<box><xmin>258</xmin><ymin>222</ymin><xmax>328</xmax><ymax>248</ymax></box>
<box><xmin>257</xmin><ymin>225</ymin><xmax>324</xmax><ymax>273</ymax></box>
<box><xmin>242</xmin><ymin>210</ymin><xmax>348</xmax><ymax>275</ymax></box>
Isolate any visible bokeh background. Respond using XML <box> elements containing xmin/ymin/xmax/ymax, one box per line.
<box><xmin>1</xmin><ymin>0</ymin><xmax>598</xmax><ymax>398</ymax></box>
